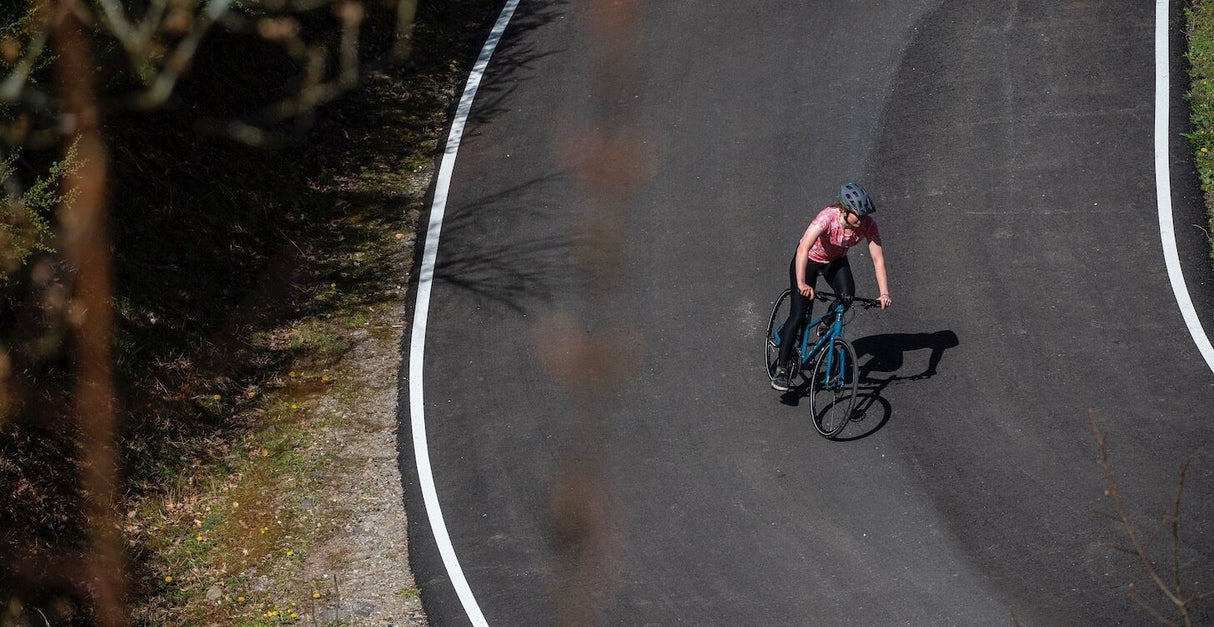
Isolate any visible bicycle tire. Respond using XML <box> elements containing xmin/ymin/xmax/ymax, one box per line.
<box><xmin>764</xmin><ymin>289</ymin><xmax>801</xmax><ymax>381</ymax></box>
<box><xmin>809</xmin><ymin>337</ymin><xmax>858</xmax><ymax>438</ymax></box>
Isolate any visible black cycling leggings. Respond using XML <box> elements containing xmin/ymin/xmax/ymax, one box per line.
<box><xmin>777</xmin><ymin>255</ymin><xmax>855</xmax><ymax>369</ymax></box>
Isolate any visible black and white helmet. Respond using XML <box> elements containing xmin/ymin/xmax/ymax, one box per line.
<box><xmin>840</xmin><ymin>181</ymin><xmax>876</xmax><ymax>216</ymax></box>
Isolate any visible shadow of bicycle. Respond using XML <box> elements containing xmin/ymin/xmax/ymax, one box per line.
<box><xmin>780</xmin><ymin>330</ymin><xmax>959</xmax><ymax>440</ymax></box>
<box><xmin>837</xmin><ymin>330</ymin><xmax>959</xmax><ymax>440</ymax></box>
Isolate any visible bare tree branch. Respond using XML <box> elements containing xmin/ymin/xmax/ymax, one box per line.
<box><xmin>1170</xmin><ymin>458</ymin><xmax>1192</xmax><ymax>614</ymax></box>
<box><xmin>1091</xmin><ymin>411</ymin><xmax>1195</xmax><ymax>627</ymax></box>
<box><xmin>1129</xmin><ymin>584</ymin><xmax>1178</xmax><ymax>626</ymax></box>
<box><xmin>138</xmin><ymin>0</ymin><xmax>235</xmax><ymax>108</ymax></box>
<box><xmin>0</xmin><ymin>26</ymin><xmax>48</xmax><ymax>101</ymax></box>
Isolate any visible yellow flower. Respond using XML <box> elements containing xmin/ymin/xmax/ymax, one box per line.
<box><xmin>290</xmin><ymin>613</ymin><xmax>299</xmax><ymax>620</ymax></box>
<box><xmin>266</xmin><ymin>610</ymin><xmax>278</xmax><ymax>617</ymax></box>
<box><xmin>164</xmin><ymin>575</ymin><xmax>173</xmax><ymax>583</ymax></box>
<box><xmin>321</xmin><ymin>374</ymin><xmax>331</xmax><ymax>383</ymax></box>
<box><xmin>195</xmin><ymin>535</ymin><xmax>204</xmax><ymax>542</ymax></box>
<box><xmin>312</xmin><ymin>591</ymin><xmax>321</xmax><ymax>599</ymax></box>
<box><xmin>286</xmin><ymin>549</ymin><xmax>294</xmax><ymax>556</ymax></box>
<box><xmin>237</xmin><ymin>596</ymin><xmax>246</xmax><ymax>603</ymax></box>
<box><xmin>290</xmin><ymin>403</ymin><xmax>299</xmax><ymax>411</ymax></box>
<box><xmin>289</xmin><ymin>371</ymin><xmax>297</xmax><ymax>378</ymax></box>
<box><xmin>212</xmin><ymin>394</ymin><xmax>221</xmax><ymax>400</ymax></box>
<box><xmin>260</xmin><ymin>526</ymin><xmax>268</xmax><ymax>534</ymax></box>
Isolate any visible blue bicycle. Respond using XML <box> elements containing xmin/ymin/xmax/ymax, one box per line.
<box><xmin>764</xmin><ymin>290</ymin><xmax>879</xmax><ymax>438</ymax></box>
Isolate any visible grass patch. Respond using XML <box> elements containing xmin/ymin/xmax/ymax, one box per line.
<box><xmin>1186</xmin><ymin>0</ymin><xmax>1214</xmax><ymax>261</ymax></box>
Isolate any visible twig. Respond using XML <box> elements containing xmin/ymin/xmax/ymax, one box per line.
<box><xmin>1129</xmin><ymin>584</ymin><xmax>1179</xmax><ymax>626</ymax></box>
<box><xmin>1090</xmin><ymin>411</ymin><xmax>1195</xmax><ymax>626</ymax></box>
<box><xmin>0</xmin><ymin>27</ymin><xmax>49</xmax><ymax>102</ymax></box>
<box><xmin>333</xmin><ymin>572</ymin><xmax>341</xmax><ymax>622</ymax></box>
<box><xmin>139</xmin><ymin>0</ymin><xmax>236</xmax><ymax>108</ymax></box>
<box><xmin>308</xmin><ymin>578</ymin><xmax>319</xmax><ymax>626</ymax></box>
<box><xmin>1193</xmin><ymin>224</ymin><xmax>1212</xmax><ymax>244</ymax></box>
<box><xmin>1169</xmin><ymin>459</ymin><xmax>1192</xmax><ymax>614</ymax></box>
<box><xmin>1092</xmin><ymin>414</ymin><xmax>1179</xmax><ymax>603</ymax></box>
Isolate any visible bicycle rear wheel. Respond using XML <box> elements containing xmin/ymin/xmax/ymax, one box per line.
<box><xmin>764</xmin><ymin>289</ymin><xmax>801</xmax><ymax>381</ymax></box>
<box><xmin>809</xmin><ymin>337</ymin><xmax>858</xmax><ymax>438</ymax></box>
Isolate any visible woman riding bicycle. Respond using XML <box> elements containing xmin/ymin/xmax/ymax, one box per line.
<box><xmin>772</xmin><ymin>181</ymin><xmax>891</xmax><ymax>391</ymax></box>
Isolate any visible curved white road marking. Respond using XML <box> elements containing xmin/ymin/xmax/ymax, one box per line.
<box><xmin>1156</xmin><ymin>0</ymin><xmax>1214</xmax><ymax>374</ymax></box>
<box><xmin>402</xmin><ymin>3</ymin><xmax>1210</xmax><ymax>624</ymax></box>
<box><xmin>409</xmin><ymin>1</ymin><xmax>521</xmax><ymax>625</ymax></box>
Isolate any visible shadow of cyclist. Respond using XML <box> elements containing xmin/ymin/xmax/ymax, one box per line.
<box><xmin>824</xmin><ymin>330</ymin><xmax>958</xmax><ymax>440</ymax></box>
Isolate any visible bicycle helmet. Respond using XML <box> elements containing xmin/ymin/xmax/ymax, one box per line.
<box><xmin>840</xmin><ymin>181</ymin><xmax>876</xmax><ymax>216</ymax></box>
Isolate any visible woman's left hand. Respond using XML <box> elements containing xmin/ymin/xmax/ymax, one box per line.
<box><xmin>878</xmin><ymin>293</ymin><xmax>891</xmax><ymax>309</ymax></box>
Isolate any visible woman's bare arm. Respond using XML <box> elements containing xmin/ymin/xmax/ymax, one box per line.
<box><xmin>796</xmin><ymin>223</ymin><xmax>824</xmax><ymax>297</ymax></box>
<box><xmin>869</xmin><ymin>239</ymin><xmax>890</xmax><ymax>309</ymax></box>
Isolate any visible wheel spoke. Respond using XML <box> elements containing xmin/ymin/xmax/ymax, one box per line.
<box><xmin>809</xmin><ymin>338</ymin><xmax>858</xmax><ymax>438</ymax></box>
<box><xmin>764</xmin><ymin>290</ymin><xmax>793</xmax><ymax>381</ymax></box>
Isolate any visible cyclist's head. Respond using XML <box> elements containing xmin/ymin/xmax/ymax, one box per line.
<box><xmin>840</xmin><ymin>181</ymin><xmax>876</xmax><ymax>217</ymax></box>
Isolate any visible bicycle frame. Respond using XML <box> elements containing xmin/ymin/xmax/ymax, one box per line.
<box><xmin>768</xmin><ymin>290</ymin><xmax>877</xmax><ymax>388</ymax></box>
<box><xmin>768</xmin><ymin>301</ymin><xmax>847</xmax><ymax>365</ymax></box>
<box><xmin>798</xmin><ymin>302</ymin><xmax>847</xmax><ymax>377</ymax></box>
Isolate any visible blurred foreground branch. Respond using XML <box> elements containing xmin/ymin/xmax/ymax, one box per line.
<box><xmin>1090</xmin><ymin>411</ymin><xmax>1213</xmax><ymax>626</ymax></box>
<box><xmin>1</xmin><ymin>0</ymin><xmax>420</xmax><ymax>147</ymax></box>
<box><xmin>48</xmin><ymin>1</ymin><xmax>123</xmax><ymax>624</ymax></box>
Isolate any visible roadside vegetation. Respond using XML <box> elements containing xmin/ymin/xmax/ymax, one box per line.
<box><xmin>0</xmin><ymin>0</ymin><xmax>495</xmax><ymax>623</ymax></box>
<box><xmin>1186</xmin><ymin>0</ymin><xmax>1214</xmax><ymax>261</ymax></box>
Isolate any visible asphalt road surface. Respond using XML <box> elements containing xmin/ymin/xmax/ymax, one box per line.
<box><xmin>401</xmin><ymin>1</ymin><xmax>1214</xmax><ymax>624</ymax></box>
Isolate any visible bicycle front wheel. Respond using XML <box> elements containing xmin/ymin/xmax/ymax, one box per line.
<box><xmin>764</xmin><ymin>289</ymin><xmax>800</xmax><ymax>381</ymax></box>
<box><xmin>809</xmin><ymin>337</ymin><xmax>858</xmax><ymax>438</ymax></box>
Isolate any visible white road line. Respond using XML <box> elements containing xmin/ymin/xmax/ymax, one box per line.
<box><xmin>409</xmin><ymin>1</ymin><xmax>521</xmax><ymax>625</ymax></box>
<box><xmin>1156</xmin><ymin>0</ymin><xmax>1214</xmax><ymax>374</ymax></box>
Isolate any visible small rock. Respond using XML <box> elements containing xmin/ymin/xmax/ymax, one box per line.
<box><xmin>300</xmin><ymin>497</ymin><xmax>316</xmax><ymax>511</ymax></box>
<box><xmin>206</xmin><ymin>585</ymin><xmax>222</xmax><ymax>602</ymax></box>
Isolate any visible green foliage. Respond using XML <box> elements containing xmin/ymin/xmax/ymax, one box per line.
<box><xmin>0</xmin><ymin>141</ymin><xmax>77</xmax><ymax>272</ymax></box>
<box><xmin>1185</xmin><ymin>0</ymin><xmax>1214</xmax><ymax>261</ymax></box>
<box><xmin>0</xmin><ymin>3</ymin><xmax>54</xmax><ymax>79</ymax></box>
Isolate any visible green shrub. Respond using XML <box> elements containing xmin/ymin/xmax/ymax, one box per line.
<box><xmin>1185</xmin><ymin>0</ymin><xmax>1214</xmax><ymax>261</ymax></box>
<box><xmin>0</xmin><ymin>141</ymin><xmax>77</xmax><ymax>273</ymax></box>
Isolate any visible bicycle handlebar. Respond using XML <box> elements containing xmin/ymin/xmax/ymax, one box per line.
<box><xmin>813</xmin><ymin>291</ymin><xmax>881</xmax><ymax>308</ymax></box>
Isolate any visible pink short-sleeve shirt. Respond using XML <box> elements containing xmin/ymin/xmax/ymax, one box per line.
<box><xmin>807</xmin><ymin>207</ymin><xmax>881</xmax><ymax>263</ymax></box>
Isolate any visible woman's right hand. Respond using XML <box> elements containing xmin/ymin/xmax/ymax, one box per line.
<box><xmin>798</xmin><ymin>283</ymin><xmax>814</xmax><ymax>298</ymax></box>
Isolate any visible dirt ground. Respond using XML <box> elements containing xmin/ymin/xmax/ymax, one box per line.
<box><xmin>296</xmin><ymin>296</ymin><xmax>428</xmax><ymax>626</ymax></box>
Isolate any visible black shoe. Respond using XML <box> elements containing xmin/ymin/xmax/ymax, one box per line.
<box><xmin>771</xmin><ymin>367</ymin><xmax>791</xmax><ymax>391</ymax></box>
